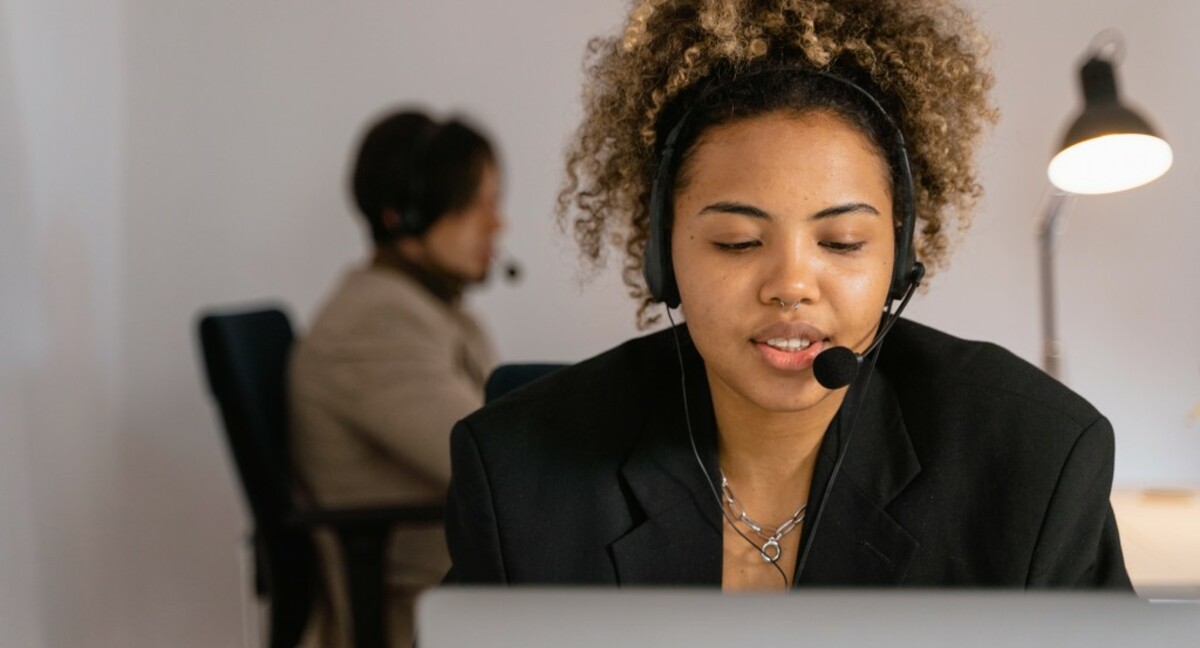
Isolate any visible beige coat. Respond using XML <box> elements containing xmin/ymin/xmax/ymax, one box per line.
<box><xmin>289</xmin><ymin>265</ymin><xmax>495</xmax><ymax>647</ymax></box>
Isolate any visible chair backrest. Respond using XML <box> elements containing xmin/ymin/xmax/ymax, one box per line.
<box><xmin>485</xmin><ymin>363</ymin><xmax>568</xmax><ymax>404</ymax></box>
<box><xmin>198</xmin><ymin>306</ymin><xmax>318</xmax><ymax>645</ymax></box>
<box><xmin>198</xmin><ymin>307</ymin><xmax>297</xmax><ymax>526</ymax></box>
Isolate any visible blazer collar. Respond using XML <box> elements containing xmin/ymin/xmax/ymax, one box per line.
<box><xmin>611</xmin><ymin>328</ymin><xmax>922</xmax><ymax>587</ymax></box>
<box><xmin>611</xmin><ymin>328</ymin><xmax>723</xmax><ymax>585</ymax></box>
<box><xmin>795</xmin><ymin>357</ymin><xmax>922</xmax><ymax>586</ymax></box>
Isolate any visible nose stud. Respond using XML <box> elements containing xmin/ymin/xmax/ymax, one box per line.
<box><xmin>774</xmin><ymin>298</ymin><xmax>801</xmax><ymax>312</ymax></box>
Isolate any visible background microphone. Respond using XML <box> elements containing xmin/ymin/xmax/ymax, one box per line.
<box><xmin>495</xmin><ymin>246</ymin><xmax>522</xmax><ymax>283</ymax></box>
<box><xmin>812</xmin><ymin>264</ymin><xmax>924</xmax><ymax>389</ymax></box>
<box><xmin>503</xmin><ymin>260</ymin><xmax>521</xmax><ymax>282</ymax></box>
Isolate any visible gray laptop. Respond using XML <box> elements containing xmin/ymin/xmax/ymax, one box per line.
<box><xmin>418</xmin><ymin>588</ymin><xmax>1199</xmax><ymax>647</ymax></box>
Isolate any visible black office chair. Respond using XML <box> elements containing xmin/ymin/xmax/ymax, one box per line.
<box><xmin>484</xmin><ymin>363</ymin><xmax>568</xmax><ymax>404</ymax></box>
<box><xmin>198</xmin><ymin>306</ymin><xmax>442</xmax><ymax>648</ymax></box>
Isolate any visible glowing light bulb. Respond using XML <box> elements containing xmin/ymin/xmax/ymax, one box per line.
<box><xmin>1048</xmin><ymin>133</ymin><xmax>1173</xmax><ymax>195</ymax></box>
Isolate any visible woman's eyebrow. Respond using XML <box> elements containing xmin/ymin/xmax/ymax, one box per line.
<box><xmin>698</xmin><ymin>201</ymin><xmax>772</xmax><ymax>219</ymax></box>
<box><xmin>810</xmin><ymin>202</ymin><xmax>880</xmax><ymax>220</ymax></box>
<box><xmin>697</xmin><ymin>200</ymin><xmax>880</xmax><ymax>220</ymax></box>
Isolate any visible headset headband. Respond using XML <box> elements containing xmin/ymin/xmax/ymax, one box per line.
<box><xmin>397</xmin><ymin>122</ymin><xmax>444</xmax><ymax>237</ymax></box>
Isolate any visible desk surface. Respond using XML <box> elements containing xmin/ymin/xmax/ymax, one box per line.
<box><xmin>1111</xmin><ymin>488</ymin><xmax>1200</xmax><ymax>598</ymax></box>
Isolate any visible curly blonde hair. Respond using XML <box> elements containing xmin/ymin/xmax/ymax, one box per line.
<box><xmin>556</xmin><ymin>0</ymin><xmax>998</xmax><ymax>327</ymax></box>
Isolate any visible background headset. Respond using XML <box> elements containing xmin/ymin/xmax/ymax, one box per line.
<box><xmin>390</xmin><ymin>121</ymin><xmax>444</xmax><ymax>238</ymax></box>
<box><xmin>643</xmin><ymin>68</ymin><xmax>922</xmax><ymax>309</ymax></box>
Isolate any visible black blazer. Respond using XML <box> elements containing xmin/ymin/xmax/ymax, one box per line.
<box><xmin>444</xmin><ymin>320</ymin><xmax>1131</xmax><ymax>589</ymax></box>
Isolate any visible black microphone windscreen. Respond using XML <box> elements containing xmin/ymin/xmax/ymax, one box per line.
<box><xmin>813</xmin><ymin>346</ymin><xmax>861</xmax><ymax>389</ymax></box>
<box><xmin>504</xmin><ymin>261</ymin><xmax>521</xmax><ymax>282</ymax></box>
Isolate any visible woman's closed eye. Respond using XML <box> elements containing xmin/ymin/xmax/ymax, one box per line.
<box><xmin>820</xmin><ymin>240</ymin><xmax>867</xmax><ymax>253</ymax></box>
<box><xmin>713</xmin><ymin>240</ymin><xmax>762</xmax><ymax>252</ymax></box>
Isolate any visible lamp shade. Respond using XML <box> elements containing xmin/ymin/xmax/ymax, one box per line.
<box><xmin>1047</xmin><ymin>57</ymin><xmax>1172</xmax><ymax>195</ymax></box>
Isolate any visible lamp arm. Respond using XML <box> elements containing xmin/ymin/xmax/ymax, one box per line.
<box><xmin>1038</xmin><ymin>191</ymin><xmax>1073</xmax><ymax>380</ymax></box>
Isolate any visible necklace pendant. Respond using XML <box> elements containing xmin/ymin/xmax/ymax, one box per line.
<box><xmin>760</xmin><ymin>538</ymin><xmax>782</xmax><ymax>563</ymax></box>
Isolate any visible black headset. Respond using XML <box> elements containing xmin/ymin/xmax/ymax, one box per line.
<box><xmin>393</xmin><ymin>122</ymin><xmax>444</xmax><ymax>238</ymax></box>
<box><xmin>643</xmin><ymin>69</ymin><xmax>920</xmax><ymax>309</ymax></box>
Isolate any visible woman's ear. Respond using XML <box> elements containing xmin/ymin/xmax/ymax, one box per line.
<box><xmin>380</xmin><ymin>207</ymin><xmax>403</xmax><ymax>234</ymax></box>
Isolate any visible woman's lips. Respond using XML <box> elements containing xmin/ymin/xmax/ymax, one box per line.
<box><xmin>748</xmin><ymin>321</ymin><xmax>831</xmax><ymax>371</ymax></box>
<box><xmin>753</xmin><ymin>338</ymin><xmax>826</xmax><ymax>371</ymax></box>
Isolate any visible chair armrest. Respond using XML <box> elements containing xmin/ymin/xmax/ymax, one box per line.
<box><xmin>287</xmin><ymin>504</ymin><xmax>444</xmax><ymax>648</ymax></box>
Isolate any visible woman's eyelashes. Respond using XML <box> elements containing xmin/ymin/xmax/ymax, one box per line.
<box><xmin>710</xmin><ymin>239</ymin><xmax>868</xmax><ymax>253</ymax></box>
<box><xmin>819</xmin><ymin>240</ymin><xmax>867</xmax><ymax>253</ymax></box>
<box><xmin>713</xmin><ymin>239</ymin><xmax>761</xmax><ymax>252</ymax></box>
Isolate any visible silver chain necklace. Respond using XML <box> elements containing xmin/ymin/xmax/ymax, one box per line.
<box><xmin>720</xmin><ymin>473</ymin><xmax>807</xmax><ymax>563</ymax></box>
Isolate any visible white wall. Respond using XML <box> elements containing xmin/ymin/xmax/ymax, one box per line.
<box><xmin>0</xmin><ymin>3</ymin><xmax>44</xmax><ymax>644</ymax></box>
<box><xmin>3</xmin><ymin>0</ymin><xmax>128</xmax><ymax>645</ymax></box>
<box><xmin>2</xmin><ymin>1</ymin><xmax>1197</xmax><ymax>645</ymax></box>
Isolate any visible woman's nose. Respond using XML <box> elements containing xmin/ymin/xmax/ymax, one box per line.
<box><xmin>488</xmin><ymin>208</ymin><xmax>504</xmax><ymax>235</ymax></box>
<box><xmin>758</xmin><ymin>241</ymin><xmax>820</xmax><ymax>309</ymax></box>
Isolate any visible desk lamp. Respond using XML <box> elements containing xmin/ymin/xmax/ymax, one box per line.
<box><xmin>1039</xmin><ymin>31</ymin><xmax>1172</xmax><ymax>379</ymax></box>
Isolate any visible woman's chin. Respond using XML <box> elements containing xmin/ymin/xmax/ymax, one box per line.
<box><xmin>721</xmin><ymin>374</ymin><xmax>836</xmax><ymax>415</ymax></box>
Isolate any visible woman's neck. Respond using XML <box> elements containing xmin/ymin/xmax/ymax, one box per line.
<box><xmin>711</xmin><ymin>367</ymin><xmax>843</xmax><ymax>591</ymax></box>
<box><xmin>709</xmin><ymin>373</ymin><xmax>845</xmax><ymax>487</ymax></box>
<box><xmin>371</xmin><ymin>245</ymin><xmax>464</xmax><ymax>305</ymax></box>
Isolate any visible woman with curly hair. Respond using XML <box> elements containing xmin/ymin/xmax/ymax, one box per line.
<box><xmin>444</xmin><ymin>0</ymin><xmax>1130</xmax><ymax>590</ymax></box>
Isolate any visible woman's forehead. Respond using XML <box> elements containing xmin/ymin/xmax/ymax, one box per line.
<box><xmin>677</xmin><ymin>111</ymin><xmax>892</xmax><ymax>199</ymax></box>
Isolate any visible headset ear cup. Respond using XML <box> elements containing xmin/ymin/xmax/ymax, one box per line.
<box><xmin>889</xmin><ymin>135</ymin><xmax>919</xmax><ymax>301</ymax></box>
<box><xmin>400</xmin><ymin>122</ymin><xmax>442</xmax><ymax>239</ymax></box>
<box><xmin>660</xmin><ymin>232</ymin><xmax>680</xmax><ymax>308</ymax></box>
<box><xmin>645</xmin><ymin>223</ymin><xmax>681</xmax><ymax>308</ymax></box>
<box><xmin>890</xmin><ymin>228</ymin><xmax>914</xmax><ymax>300</ymax></box>
<box><xmin>644</xmin><ymin>152</ymin><xmax>681</xmax><ymax>308</ymax></box>
<box><xmin>645</xmin><ymin>110</ymin><xmax>691</xmax><ymax>309</ymax></box>
<box><xmin>643</xmin><ymin>204</ymin><xmax>665</xmax><ymax>301</ymax></box>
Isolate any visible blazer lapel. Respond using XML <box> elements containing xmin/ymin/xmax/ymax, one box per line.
<box><xmin>610</xmin><ymin>339</ymin><xmax>723</xmax><ymax>586</ymax></box>
<box><xmin>796</xmin><ymin>368</ymin><xmax>922</xmax><ymax>586</ymax></box>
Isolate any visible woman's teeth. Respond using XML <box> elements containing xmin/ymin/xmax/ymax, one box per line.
<box><xmin>765</xmin><ymin>337</ymin><xmax>812</xmax><ymax>351</ymax></box>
